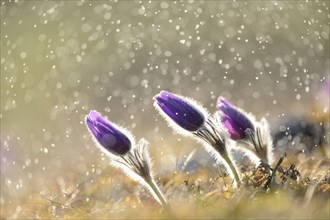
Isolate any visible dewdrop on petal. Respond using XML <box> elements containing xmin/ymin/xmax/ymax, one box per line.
<box><xmin>85</xmin><ymin>111</ymin><xmax>167</xmax><ymax>206</ymax></box>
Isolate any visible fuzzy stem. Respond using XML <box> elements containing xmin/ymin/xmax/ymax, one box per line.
<box><xmin>196</xmin><ymin>122</ymin><xmax>242</xmax><ymax>186</ymax></box>
<box><xmin>145</xmin><ymin>177</ymin><xmax>168</xmax><ymax>207</ymax></box>
<box><xmin>222</xmin><ymin>153</ymin><xmax>241</xmax><ymax>186</ymax></box>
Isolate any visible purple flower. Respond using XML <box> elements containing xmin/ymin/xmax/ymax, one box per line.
<box><xmin>154</xmin><ymin>91</ymin><xmax>205</xmax><ymax>132</ymax></box>
<box><xmin>86</xmin><ymin>111</ymin><xmax>131</xmax><ymax>155</ymax></box>
<box><xmin>217</xmin><ymin>98</ymin><xmax>254</xmax><ymax>140</ymax></box>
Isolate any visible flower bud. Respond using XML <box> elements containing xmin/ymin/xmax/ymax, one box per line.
<box><xmin>86</xmin><ymin>111</ymin><xmax>131</xmax><ymax>155</ymax></box>
<box><xmin>154</xmin><ymin>91</ymin><xmax>205</xmax><ymax>132</ymax></box>
<box><xmin>217</xmin><ymin>97</ymin><xmax>254</xmax><ymax>140</ymax></box>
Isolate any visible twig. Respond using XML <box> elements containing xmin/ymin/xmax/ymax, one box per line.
<box><xmin>46</xmin><ymin>198</ymin><xmax>77</xmax><ymax>212</ymax></box>
<box><xmin>208</xmin><ymin>174</ymin><xmax>221</xmax><ymax>192</ymax></box>
<box><xmin>265</xmin><ymin>152</ymin><xmax>287</xmax><ymax>189</ymax></box>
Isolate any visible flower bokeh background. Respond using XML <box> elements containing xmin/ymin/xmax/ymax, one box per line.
<box><xmin>1</xmin><ymin>1</ymin><xmax>329</xmax><ymax>218</ymax></box>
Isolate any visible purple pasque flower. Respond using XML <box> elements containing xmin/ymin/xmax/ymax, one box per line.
<box><xmin>155</xmin><ymin>92</ymin><xmax>242</xmax><ymax>185</ymax></box>
<box><xmin>217</xmin><ymin>97</ymin><xmax>254</xmax><ymax>140</ymax></box>
<box><xmin>154</xmin><ymin>91</ymin><xmax>205</xmax><ymax>132</ymax></box>
<box><xmin>86</xmin><ymin>111</ymin><xmax>131</xmax><ymax>155</ymax></box>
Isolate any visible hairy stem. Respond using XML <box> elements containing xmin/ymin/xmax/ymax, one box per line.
<box><xmin>145</xmin><ymin>177</ymin><xmax>168</xmax><ymax>207</ymax></box>
<box><xmin>222</xmin><ymin>153</ymin><xmax>241</xmax><ymax>186</ymax></box>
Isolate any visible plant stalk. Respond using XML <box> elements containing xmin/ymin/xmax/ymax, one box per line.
<box><xmin>145</xmin><ymin>177</ymin><xmax>168</xmax><ymax>207</ymax></box>
<box><xmin>222</xmin><ymin>153</ymin><xmax>241</xmax><ymax>186</ymax></box>
<box><xmin>266</xmin><ymin>152</ymin><xmax>287</xmax><ymax>189</ymax></box>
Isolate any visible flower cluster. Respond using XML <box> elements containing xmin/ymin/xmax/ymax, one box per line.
<box><xmin>154</xmin><ymin>91</ymin><xmax>275</xmax><ymax>185</ymax></box>
<box><xmin>85</xmin><ymin>91</ymin><xmax>276</xmax><ymax>208</ymax></box>
<box><xmin>154</xmin><ymin>91</ymin><xmax>241</xmax><ymax>185</ymax></box>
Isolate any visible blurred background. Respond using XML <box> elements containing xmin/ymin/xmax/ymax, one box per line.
<box><xmin>1</xmin><ymin>1</ymin><xmax>329</xmax><ymax>218</ymax></box>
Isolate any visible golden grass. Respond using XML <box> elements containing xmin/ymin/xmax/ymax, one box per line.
<box><xmin>2</xmin><ymin>155</ymin><xmax>329</xmax><ymax>219</ymax></box>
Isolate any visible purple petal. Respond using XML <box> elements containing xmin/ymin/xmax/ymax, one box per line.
<box><xmin>86</xmin><ymin>111</ymin><xmax>131</xmax><ymax>155</ymax></box>
<box><xmin>155</xmin><ymin>91</ymin><xmax>205</xmax><ymax>132</ymax></box>
<box><xmin>217</xmin><ymin>98</ymin><xmax>254</xmax><ymax>140</ymax></box>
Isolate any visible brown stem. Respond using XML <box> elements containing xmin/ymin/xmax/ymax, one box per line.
<box><xmin>265</xmin><ymin>152</ymin><xmax>287</xmax><ymax>189</ymax></box>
